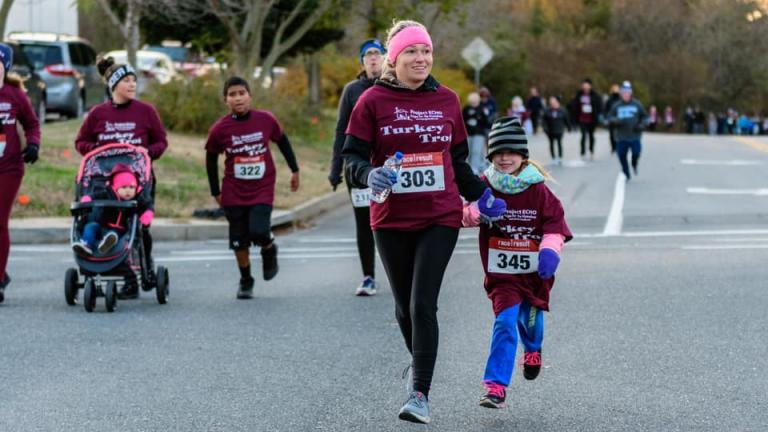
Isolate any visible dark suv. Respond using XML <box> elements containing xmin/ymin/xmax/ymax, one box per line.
<box><xmin>7</xmin><ymin>33</ymin><xmax>103</xmax><ymax>118</ymax></box>
<box><xmin>5</xmin><ymin>41</ymin><xmax>47</xmax><ymax>122</ymax></box>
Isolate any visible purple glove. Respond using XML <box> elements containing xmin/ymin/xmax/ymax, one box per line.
<box><xmin>476</xmin><ymin>188</ymin><xmax>506</xmax><ymax>222</ymax></box>
<box><xmin>538</xmin><ymin>248</ymin><xmax>560</xmax><ymax>279</ymax></box>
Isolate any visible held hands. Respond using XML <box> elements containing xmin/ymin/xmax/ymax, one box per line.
<box><xmin>139</xmin><ymin>210</ymin><xmax>154</xmax><ymax>227</ymax></box>
<box><xmin>290</xmin><ymin>172</ymin><xmax>300</xmax><ymax>192</ymax></box>
<box><xmin>538</xmin><ymin>248</ymin><xmax>560</xmax><ymax>279</ymax></box>
<box><xmin>367</xmin><ymin>166</ymin><xmax>397</xmax><ymax>194</ymax></box>
<box><xmin>476</xmin><ymin>188</ymin><xmax>506</xmax><ymax>223</ymax></box>
<box><xmin>22</xmin><ymin>145</ymin><xmax>39</xmax><ymax>164</ymax></box>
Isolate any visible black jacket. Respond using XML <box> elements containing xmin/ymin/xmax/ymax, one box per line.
<box><xmin>542</xmin><ymin>107</ymin><xmax>572</xmax><ymax>136</ymax></box>
<box><xmin>328</xmin><ymin>72</ymin><xmax>376</xmax><ymax>185</ymax></box>
<box><xmin>88</xmin><ymin>186</ymin><xmax>153</xmax><ymax>233</ymax></box>
<box><xmin>569</xmin><ymin>90</ymin><xmax>603</xmax><ymax>125</ymax></box>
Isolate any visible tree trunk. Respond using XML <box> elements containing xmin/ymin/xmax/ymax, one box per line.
<box><xmin>125</xmin><ymin>0</ymin><xmax>142</xmax><ymax>69</ymax></box>
<box><xmin>307</xmin><ymin>52</ymin><xmax>321</xmax><ymax>107</ymax></box>
<box><xmin>0</xmin><ymin>0</ymin><xmax>14</xmax><ymax>39</ymax></box>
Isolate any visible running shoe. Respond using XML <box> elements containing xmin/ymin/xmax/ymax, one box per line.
<box><xmin>479</xmin><ymin>380</ymin><xmax>507</xmax><ymax>409</ymax></box>
<box><xmin>0</xmin><ymin>272</ymin><xmax>9</xmax><ymax>303</ymax></box>
<box><xmin>261</xmin><ymin>244</ymin><xmax>278</xmax><ymax>281</ymax></box>
<box><xmin>398</xmin><ymin>391</ymin><xmax>430</xmax><ymax>424</ymax></box>
<box><xmin>72</xmin><ymin>240</ymin><xmax>93</xmax><ymax>257</ymax></box>
<box><xmin>355</xmin><ymin>276</ymin><xmax>377</xmax><ymax>296</ymax></box>
<box><xmin>237</xmin><ymin>277</ymin><xmax>255</xmax><ymax>299</ymax></box>
<box><xmin>522</xmin><ymin>350</ymin><xmax>542</xmax><ymax>380</ymax></box>
<box><xmin>97</xmin><ymin>231</ymin><xmax>118</xmax><ymax>254</ymax></box>
<box><xmin>118</xmin><ymin>281</ymin><xmax>139</xmax><ymax>300</ymax></box>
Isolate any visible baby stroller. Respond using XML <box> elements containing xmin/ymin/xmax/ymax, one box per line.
<box><xmin>64</xmin><ymin>143</ymin><xmax>169</xmax><ymax>312</ymax></box>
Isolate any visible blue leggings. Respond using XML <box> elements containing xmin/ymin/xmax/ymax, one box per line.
<box><xmin>483</xmin><ymin>301</ymin><xmax>544</xmax><ymax>387</ymax></box>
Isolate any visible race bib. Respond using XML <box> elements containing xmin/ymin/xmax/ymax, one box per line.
<box><xmin>0</xmin><ymin>134</ymin><xmax>5</xmax><ymax>157</ymax></box>
<box><xmin>487</xmin><ymin>237</ymin><xmax>538</xmax><ymax>275</ymax></box>
<box><xmin>582</xmin><ymin>103</ymin><xmax>592</xmax><ymax>114</ymax></box>
<box><xmin>234</xmin><ymin>155</ymin><xmax>266</xmax><ymax>180</ymax></box>
<box><xmin>393</xmin><ymin>152</ymin><xmax>445</xmax><ymax>194</ymax></box>
<box><xmin>350</xmin><ymin>187</ymin><xmax>372</xmax><ymax>208</ymax></box>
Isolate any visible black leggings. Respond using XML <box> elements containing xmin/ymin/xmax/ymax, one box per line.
<box><xmin>580</xmin><ymin>123</ymin><xmax>596</xmax><ymax>155</ymax></box>
<box><xmin>346</xmin><ymin>181</ymin><xmax>375</xmax><ymax>278</ymax></box>
<box><xmin>547</xmin><ymin>133</ymin><xmax>563</xmax><ymax>159</ymax></box>
<box><xmin>374</xmin><ymin>225</ymin><xmax>459</xmax><ymax>396</ymax></box>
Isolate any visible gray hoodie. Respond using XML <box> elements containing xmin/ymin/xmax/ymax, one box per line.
<box><xmin>608</xmin><ymin>98</ymin><xmax>647</xmax><ymax>141</ymax></box>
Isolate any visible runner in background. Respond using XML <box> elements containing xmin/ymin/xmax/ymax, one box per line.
<box><xmin>569</xmin><ymin>78</ymin><xmax>602</xmax><ymax>161</ymax></box>
<box><xmin>206</xmin><ymin>77</ymin><xmax>300</xmax><ymax>300</ymax></box>
<box><xmin>328</xmin><ymin>38</ymin><xmax>386</xmax><ymax>296</ymax></box>
<box><xmin>0</xmin><ymin>43</ymin><xmax>41</xmax><ymax>303</ymax></box>
<box><xmin>607</xmin><ymin>81</ymin><xmax>647</xmax><ymax>181</ymax></box>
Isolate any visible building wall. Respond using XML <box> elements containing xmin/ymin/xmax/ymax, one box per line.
<box><xmin>5</xmin><ymin>0</ymin><xmax>78</xmax><ymax>38</ymax></box>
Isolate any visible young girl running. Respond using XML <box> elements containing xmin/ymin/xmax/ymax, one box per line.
<box><xmin>463</xmin><ymin>116</ymin><xmax>572</xmax><ymax>409</ymax></box>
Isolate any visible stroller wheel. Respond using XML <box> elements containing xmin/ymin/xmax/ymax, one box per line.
<box><xmin>105</xmin><ymin>281</ymin><xmax>117</xmax><ymax>312</ymax></box>
<box><xmin>83</xmin><ymin>279</ymin><xmax>97</xmax><ymax>313</ymax></box>
<box><xmin>155</xmin><ymin>266</ymin><xmax>169</xmax><ymax>305</ymax></box>
<box><xmin>64</xmin><ymin>268</ymin><xmax>79</xmax><ymax>306</ymax></box>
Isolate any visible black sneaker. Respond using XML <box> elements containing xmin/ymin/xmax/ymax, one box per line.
<box><xmin>0</xmin><ymin>272</ymin><xmax>9</xmax><ymax>303</ymax></box>
<box><xmin>479</xmin><ymin>381</ymin><xmax>506</xmax><ymax>409</ymax></box>
<box><xmin>261</xmin><ymin>244</ymin><xmax>278</xmax><ymax>281</ymax></box>
<box><xmin>522</xmin><ymin>350</ymin><xmax>542</xmax><ymax>380</ymax></box>
<box><xmin>237</xmin><ymin>277</ymin><xmax>255</xmax><ymax>299</ymax></box>
<box><xmin>118</xmin><ymin>281</ymin><xmax>139</xmax><ymax>299</ymax></box>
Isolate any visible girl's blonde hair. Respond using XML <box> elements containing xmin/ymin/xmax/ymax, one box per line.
<box><xmin>380</xmin><ymin>19</ymin><xmax>428</xmax><ymax>83</ymax></box>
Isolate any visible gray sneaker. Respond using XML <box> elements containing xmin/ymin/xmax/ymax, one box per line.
<box><xmin>398</xmin><ymin>391</ymin><xmax>430</xmax><ymax>424</ymax></box>
<box><xmin>98</xmin><ymin>231</ymin><xmax>119</xmax><ymax>254</ymax></box>
<box><xmin>355</xmin><ymin>277</ymin><xmax>376</xmax><ymax>296</ymax></box>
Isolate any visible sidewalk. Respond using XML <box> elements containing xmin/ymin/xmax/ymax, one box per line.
<box><xmin>10</xmin><ymin>190</ymin><xmax>349</xmax><ymax>244</ymax></box>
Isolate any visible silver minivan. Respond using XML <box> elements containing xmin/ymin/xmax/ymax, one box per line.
<box><xmin>7</xmin><ymin>32</ymin><xmax>104</xmax><ymax>118</ymax></box>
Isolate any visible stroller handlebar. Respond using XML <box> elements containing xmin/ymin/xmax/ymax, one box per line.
<box><xmin>70</xmin><ymin>200</ymin><xmax>138</xmax><ymax>215</ymax></box>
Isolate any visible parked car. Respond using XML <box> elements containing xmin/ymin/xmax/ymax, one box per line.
<box><xmin>7</xmin><ymin>32</ymin><xmax>103</xmax><ymax>118</ymax></box>
<box><xmin>4</xmin><ymin>40</ymin><xmax>47</xmax><ymax>122</ymax></box>
<box><xmin>103</xmin><ymin>50</ymin><xmax>180</xmax><ymax>94</ymax></box>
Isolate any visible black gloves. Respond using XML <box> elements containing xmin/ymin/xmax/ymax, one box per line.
<box><xmin>22</xmin><ymin>144</ymin><xmax>39</xmax><ymax>164</ymax></box>
<box><xmin>328</xmin><ymin>173</ymin><xmax>342</xmax><ymax>191</ymax></box>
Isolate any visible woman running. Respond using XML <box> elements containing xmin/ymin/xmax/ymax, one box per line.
<box><xmin>74</xmin><ymin>56</ymin><xmax>168</xmax><ymax>299</ymax></box>
<box><xmin>0</xmin><ymin>43</ymin><xmax>41</xmax><ymax>303</ymax></box>
<box><xmin>328</xmin><ymin>38</ymin><xmax>386</xmax><ymax>296</ymax></box>
<box><xmin>342</xmin><ymin>20</ymin><xmax>506</xmax><ymax>424</ymax></box>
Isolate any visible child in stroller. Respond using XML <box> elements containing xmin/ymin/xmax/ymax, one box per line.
<box><xmin>65</xmin><ymin>144</ymin><xmax>168</xmax><ymax>311</ymax></box>
<box><xmin>72</xmin><ymin>163</ymin><xmax>154</xmax><ymax>256</ymax></box>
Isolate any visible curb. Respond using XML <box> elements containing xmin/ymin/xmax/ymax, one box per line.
<box><xmin>10</xmin><ymin>190</ymin><xmax>349</xmax><ymax>244</ymax></box>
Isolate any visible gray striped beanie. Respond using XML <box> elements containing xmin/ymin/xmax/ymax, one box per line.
<box><xmin>487</xmin><ymin>116</ymin><xmax>528</xmax><ymax>159</ymax></box>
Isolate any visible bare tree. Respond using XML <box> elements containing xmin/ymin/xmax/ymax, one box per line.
<box><xmin>0</xmin><ymin>0</ymin><xmax>15</xmax><ymax>39</ymax></box>
<box><xmin>93</xmin><ymin>0</ymin><xmax>146</xmax><ymax>68</ymax></box>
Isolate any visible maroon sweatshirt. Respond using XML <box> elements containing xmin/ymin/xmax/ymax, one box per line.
<box><xmin>478</xmin><ymin>181</ymin><xmax>573</xmax><ymax>314</ymax></box>
<box><xmin>205</xmin><ymin>110</ymin><xmax>283</xmax><ymax>207</ymax></box>
<box><xmin>345</xmin><ymin>84</ymin><xmax>468</xmax><ymax>231</ymax></box>
<box><xmin>75</xmin><ymin>99</ymin><xmax>167</xmax><ymax>160</ymax></box>
<box><xmin>0</xmin><ymin>83</ymin><xmax>40</xmax><ymax>174</ymax></box>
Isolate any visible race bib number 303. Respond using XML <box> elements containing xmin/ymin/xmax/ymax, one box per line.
<box><xmin>0</xmin><ymin>134</ymin><xmax>6</xmax><ymax>158</ymax></box>
<box><xmin>487</xmin><ymin>237</ymin><xmax>539</xmax><ymax>275</ymax></box>
<box><xmin>351</xmin><ymin>187</ymin><xmax>372</xmax><ymax>208</ymax></box>
<box><xmin>392</xmin><ymin>152</ymin><xmax>445</xmax><ymax>194</ymax></box>
<box><xmin>234</xmin><ymin>155</ymin><xmax>266</xmax><ymax>180</ymax></box>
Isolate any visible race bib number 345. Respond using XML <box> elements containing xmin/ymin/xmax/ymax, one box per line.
<box><xmin>234</xmin><ymin>155</ymin><xmax>266</xmax><ymax>180</ymax></box>
<box><xmin>393</xmin><ymin>152</ymin><xmax>445</xmax><ymax>194</ymax></box>
<box><xmin>488</xmin><ymin>237</ymin><xmax>538</xmax><ymax>275</ymax></box>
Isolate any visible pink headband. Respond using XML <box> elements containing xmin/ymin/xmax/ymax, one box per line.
<box><xmin>387</xmin><ymin>26</ymin><xmax>433</xmax><ymax>63</ymax></box>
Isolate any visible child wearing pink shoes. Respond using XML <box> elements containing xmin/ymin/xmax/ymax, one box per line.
<box><xmin>463</xmin><ymin>117</ymin><xmax>573</xmax><ymax>409</ymax></box>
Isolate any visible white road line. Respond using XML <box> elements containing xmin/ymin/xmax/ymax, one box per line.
<box><xmin>681</xmin><ymin>159</ymin><xmax>764</xmax><ymax>166</ymax></box>
<box><xmin>297</xmin><ymin>234</ymin><xmax>479</xmax><ymax>243</ymax></box>
<box><xmin>682</xmin><ymin>244</ymin><xmax>768</xmax><ymax>250</ymax></box>
<box><xmin>602</xmin><ymin>173</ymin><xmax>626</xmax><ymax>236</ymax></box>
<box><xmin>687</xmin><ymin>187</ymin><xmax>768</xmax><ymax>196</ymax></box>
<box><xmin>577</xmin><ymin>228</ymin><xmax>768</xmax><ymax>238</ymax></box>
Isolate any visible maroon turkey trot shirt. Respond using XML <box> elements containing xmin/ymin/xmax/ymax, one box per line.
<box><xmin>345</xmin><ymin>84</ymin><xmax>468</xmax><ymax>230</ymax></box>
<box><xmin>205</xmin><ymin>110</ymin><xmax>283</xmax><ymax>207</ymax></box>
<box><xmin>75</xmin><ymin>99</ymin><xmax>168</xmax><ymax>159</ymax></box>
<box><xmin>0</xmin><ymin>84</ymin><xmax>40</xmax><ymax>174</ymax></box>
<box><xmin>478</xmin><ymin>181</ymin><xmax>573</xmax><ymax>314</ymax></box>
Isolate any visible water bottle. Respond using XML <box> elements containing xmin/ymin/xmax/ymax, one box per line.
<box><xmin>371</xmin><ymin>151</ymin><xmax>403</xmax><ymax>203</ymax></box>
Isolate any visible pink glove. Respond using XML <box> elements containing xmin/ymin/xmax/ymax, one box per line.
<box><xmin>80</xmin><ymin>195</ymin><xmax>92</xmax><ymax>203</ymax></box>
<box><xmin>139</xmin><ymin>210</ymin><xmax>154</xmax><ymax>226</ymax></box>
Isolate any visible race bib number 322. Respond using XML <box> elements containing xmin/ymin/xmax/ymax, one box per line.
<box><xmin>393</xmin><ymin>152</ymin><xmax>445</xmax><ymax>194</ymax></box>
<box><xmin>488</xmin><ymin>237</ymin><xmax>538</xmax><ymax>275</ymax></box>
<box><xmin>234</xmin><ymin>155</ymin><xmax>266</xmax><ymax>180</ymax></box>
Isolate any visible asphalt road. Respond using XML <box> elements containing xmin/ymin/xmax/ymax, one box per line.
<box><xmin>1</xmin><ymin>132</ymin><xmax>767</xmax><ymax>431</ymax></box>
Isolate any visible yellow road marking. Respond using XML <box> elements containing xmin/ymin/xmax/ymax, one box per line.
<box><xmin>735</xmin><ymin>136</ymin><xmax>768</xmax><ymax>154</ymax></box>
